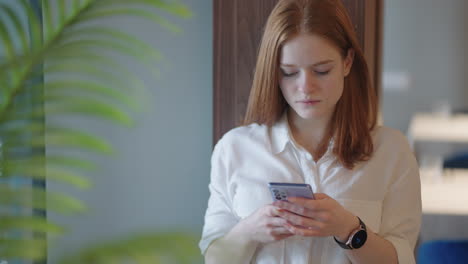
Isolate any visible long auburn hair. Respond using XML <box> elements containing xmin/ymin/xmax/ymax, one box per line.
<box><xmin>243</xmin><ymin>0</ymin><xmax>378</xmax><ymax>169</ymax></box>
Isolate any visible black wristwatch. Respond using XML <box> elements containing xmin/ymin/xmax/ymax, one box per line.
<box><xmin>334</xmin><ymin>217</ymin><xmax>367</xmax><ymax>250</ymax></box>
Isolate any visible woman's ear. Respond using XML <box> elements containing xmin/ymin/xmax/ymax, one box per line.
<box><xmin>344</xmin><ymin>49</ymin><xmax>355</xmax><ymax>77</ymax></box>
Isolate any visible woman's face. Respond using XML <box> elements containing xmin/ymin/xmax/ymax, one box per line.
<box><xmin>279</xmin><ymin>33</ymin><xmax>353</xmax><ymax>122</ymax></box>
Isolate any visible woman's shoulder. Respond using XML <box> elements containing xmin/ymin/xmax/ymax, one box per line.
<box><xmin>373</xmin><ymin>125</ymin><xmax>408</xmax><ymax>143</ymax></box>
<box><xmin>215</xmin><ymin>123</ymin><xmax>270</xmax><ymax>150</ymax></box>
<box><xmin>372</xmin><ymin>125</ymin><xmax>413</xmax><ymax>156</ymax></box>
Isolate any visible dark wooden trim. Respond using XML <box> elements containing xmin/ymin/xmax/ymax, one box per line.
<box><xmin>363</xmin><ymin>0</ymin><xmax>383</xmax><ymax>101</ymax></box>
<box><xmin>375</xmin><ymin>0</ymin><xmax>384</xmax><ymax>106</ymax></box>
<box><xmin>341</xmin><ymin>0</ymin><xmax>365</xmax><ymax>48</ymax></box>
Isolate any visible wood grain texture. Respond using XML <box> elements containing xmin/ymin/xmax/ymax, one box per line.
<box><xmin>341</xmin><ymin>0</ymin><xmax>365</xmax><ymax>48</ymax></box>
<box><xmin>213</xmin><ymin>0</ymin><xmax>235</xmax><ymax>144</ymax></box>
<box><xmin>213</xmin><ymin>0</ymin><xmax>278</xmax><ymax>143</ymax></box>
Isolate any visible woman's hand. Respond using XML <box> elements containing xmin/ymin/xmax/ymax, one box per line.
<box><xmin>232</xmin><ymin>204</ymin><xmax>294</xmax><ymax>244</ymax></box>
<box><xmin>274</xmin><ymin>193</ymin><xmax>359</xmax><ymax>242</ymax></box>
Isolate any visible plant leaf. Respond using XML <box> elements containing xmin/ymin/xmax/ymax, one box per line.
<box><xmin>47</xmin><ymin>155</ymin><xmax>97</xmax><ymax>171</ymax></box>
<box><xmin>0</xmin><ymin>13</ymin><xmax>16</xmax><ymax>60</ymax></box>
<box><xmin>78</xmin><ymin>7</ymin><xmax>181</xmax><ymax>33</ymax></box>
<box><xmin>95</xmin><ymin>0</ymin><xmax>192</xmax><ymax>18</ymax></box>
<box><xmin>0</xmin><ymin>216</ymin><xmax>64</xmax><ymax>234</ymax></box>
<box><xmin>62</xmin><ymin>26</ymin><xmax>161</xmax><ymax>61</ymax></box>
<box><xmin>51</xmin><ymin>38</ymin><xmax>160</xmax><ymax>76</ymax></box>
<box><xmin>0</xmin><ymin>184</ymin><xmax>87</xmax><ymax>214</ymax></box>
<box><xmin>0</xmin><ymin>237</ymin><xmax>47</xmax><ymax>260</ymax></box>
<box><xmin>42</xmin><ymin>0</ymin><xmax>54</xmax><ymax>41</ymax></box>
<box><xmin>0</xmin><ymin>2</ymin><xmax>29</xmax><ymax>55</ymax></box>
<box><xmin>18</xmin><ymin>0</ymin><xmax>42</xmax><ymax>50</ymax></box>
<box><xmin>45</xmin><ymin>50</ymin><xmax>151</xmax><ymax>111</ymax></box>
<box><xmin>44</xmin><ymin>127</ymin><xmax>114</xmax><ymax>154</ymax></box>
<box><xmin>1</xmin><ymin>125</ymin><xmax>114</xmax><ymax>155</ymax></box>
<box><xmin>44</xmin><ymin>79</ymin><xmax>139</xmax><ymax>111</ymax></box>
<box><xmin>3</xmin><ymin>164</ymin><xmax>92</xmax><ymax>189</ymax></box>
<box><xmin>58</xmin><ymin>0</ymin><xmax>67</xmax><ymax>25</ymax></box>
<box><xmin>58</xmin><ymin>232</ymin><xmax>202</xmax><ymax>264</ymax></box>
<box><xmin>44</xmin><ymin>96</ymin><xmax>134</xmax><ymax>126</ymax></box>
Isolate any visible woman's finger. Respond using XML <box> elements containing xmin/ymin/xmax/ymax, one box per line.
<box><xmin>265</xmin><ymin>204</ymin><xmax>285</xmax><ymax>217</ymax></box>
<box><xmin>273</xmin><ymin>233</ymin><xmax>295</xmax><ymax>241</ymax></box>
<box><xmin>285</xmin><ymin>223</ymin><xmax>328</xmax><ymax>237</ymax></box>
<box><xmin>270</xmin><ymin>226</ymin><xmax>294</xmax><ymax>235</ymax></box>
<box><xmin>267</xmin><ymin>216</ymin><xmax>289</xmax><ymax>226</ymax></box>
<box><xmin>274</xmin><ymin>200</ymin><xmax>323</xmax><ymax>216</ymax></box>
<box><xmin>310</xmin><ymin>193</ymin><xmax>330</xmax><ymax>200</ymax></box>
<box><xmin>278</xmin><ymin>210</ymin><xmax>324</xmax><ymax>229</ymax></box>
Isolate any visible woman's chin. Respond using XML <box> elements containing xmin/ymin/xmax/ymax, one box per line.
<box><xmin>296</xmin><ymin>111</ymin><xmax>325</xmax><ymax>120</ymax></box>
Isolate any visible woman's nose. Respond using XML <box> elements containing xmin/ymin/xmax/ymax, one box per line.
<box><xmin>298</xmin><ymin>70</ymin><xmax>317</xmax><ymax>93</ymax></box>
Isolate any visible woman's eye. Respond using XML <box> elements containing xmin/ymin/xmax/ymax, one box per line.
<box><xmin>315</xmin><ymin>70</ymin><xmax>330</xmax><ymax>76</ymax></box>
<box><xmin>281</xmin><ymin>70</ymin><xmax>298</xmax><ymax>77</ymax></box>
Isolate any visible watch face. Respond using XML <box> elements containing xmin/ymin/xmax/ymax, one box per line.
<box><xmin>351</xmin><ymin>230</ymin><xmax>367</xmax><ymax>249</ymax></box>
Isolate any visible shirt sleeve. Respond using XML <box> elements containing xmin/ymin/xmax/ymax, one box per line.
<box><xmin>199</xmin><ymin>138</ymin><xmax>240</xmax><ymax>254</ymax></box>
<box><xmin>379</xmin><ymin>136</ymin><xmax>422</xmax><ymax>264</ymax></box>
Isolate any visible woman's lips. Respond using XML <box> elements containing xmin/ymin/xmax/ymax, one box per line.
<box><xmin>298</xmin><ymin>100</ymin><xmax>321</xmax><ymax>105</ymax></box>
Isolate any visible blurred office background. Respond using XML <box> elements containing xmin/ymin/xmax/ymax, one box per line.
<box><xmin>382</xmin><ymin>0</ymin><xmax>468</xmax><ymax>132</ymax></box>
<box><xmin>382</xmin><ymin>0</ymin><xmax>468</xmax><ymax>257</ymax></box>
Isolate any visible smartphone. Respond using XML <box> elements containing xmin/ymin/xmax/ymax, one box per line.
<box><xmin>268</xmin><ymin>182</ymin><xmax>315</xmax><ymax>202</ymax></box>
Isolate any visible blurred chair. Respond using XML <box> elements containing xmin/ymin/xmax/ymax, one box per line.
<box><xmin>417</xmin><ymin>240</ymin><xmax>468</xmax><ymax>264</ymax></box>
<box><xmin>443</xmin><ymin>151</ymin><xmax>468</xmax><ymax>169</ymax></box>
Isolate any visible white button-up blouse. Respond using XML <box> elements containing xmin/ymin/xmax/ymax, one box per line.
<box><xmin>200</xmin><ymin>115</ymin><xmax>422</xmax><ymax>264</ymax></box>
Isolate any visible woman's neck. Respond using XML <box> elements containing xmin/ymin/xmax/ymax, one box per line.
<box><xmin>287</xmin><ymin>110</ymin><xmax>332</xmax><ymax>161</ymax></box>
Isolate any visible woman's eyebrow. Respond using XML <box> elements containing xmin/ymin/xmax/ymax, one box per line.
<box><xmin>280</xmin><ymin>59</ymin><xmax>334</xmax><ymax>67</ymax></box>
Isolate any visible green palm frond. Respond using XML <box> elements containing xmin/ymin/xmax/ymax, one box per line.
<box><xmin>0</xmin><ymin>0</ymin><xmax>200</xmax><ymax>262</ymax></box>
<box><xmin>0</xmin><ymin>184</ymin><xmax>87</xmax><ymax>214</ymax></box>
<box><xmin>58</xmin><ymin>232</ymin><xmax>201</xmax><ymax>264</ymax></box>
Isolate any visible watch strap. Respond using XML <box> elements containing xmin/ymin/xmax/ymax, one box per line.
<box><xmin>334</xmin><ymin>217</ymin><xmax>366</xmax><ymax>250</ymax></box>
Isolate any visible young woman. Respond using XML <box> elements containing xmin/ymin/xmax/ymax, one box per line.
<box><xmin>200</xmin><ymin>0</ymin><xmax>421</xmax><ymax>263</ymax></box>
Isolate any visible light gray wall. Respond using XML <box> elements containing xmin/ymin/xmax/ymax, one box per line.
<box><xmin>47</xmin><ymin>0</ymin><xmax>212</xmax><ymax>262</ymax></box>
<box><xmin>382</xmin><ymin>0</ymin><xmax>468</xmax><ymax>132</ymax></box>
